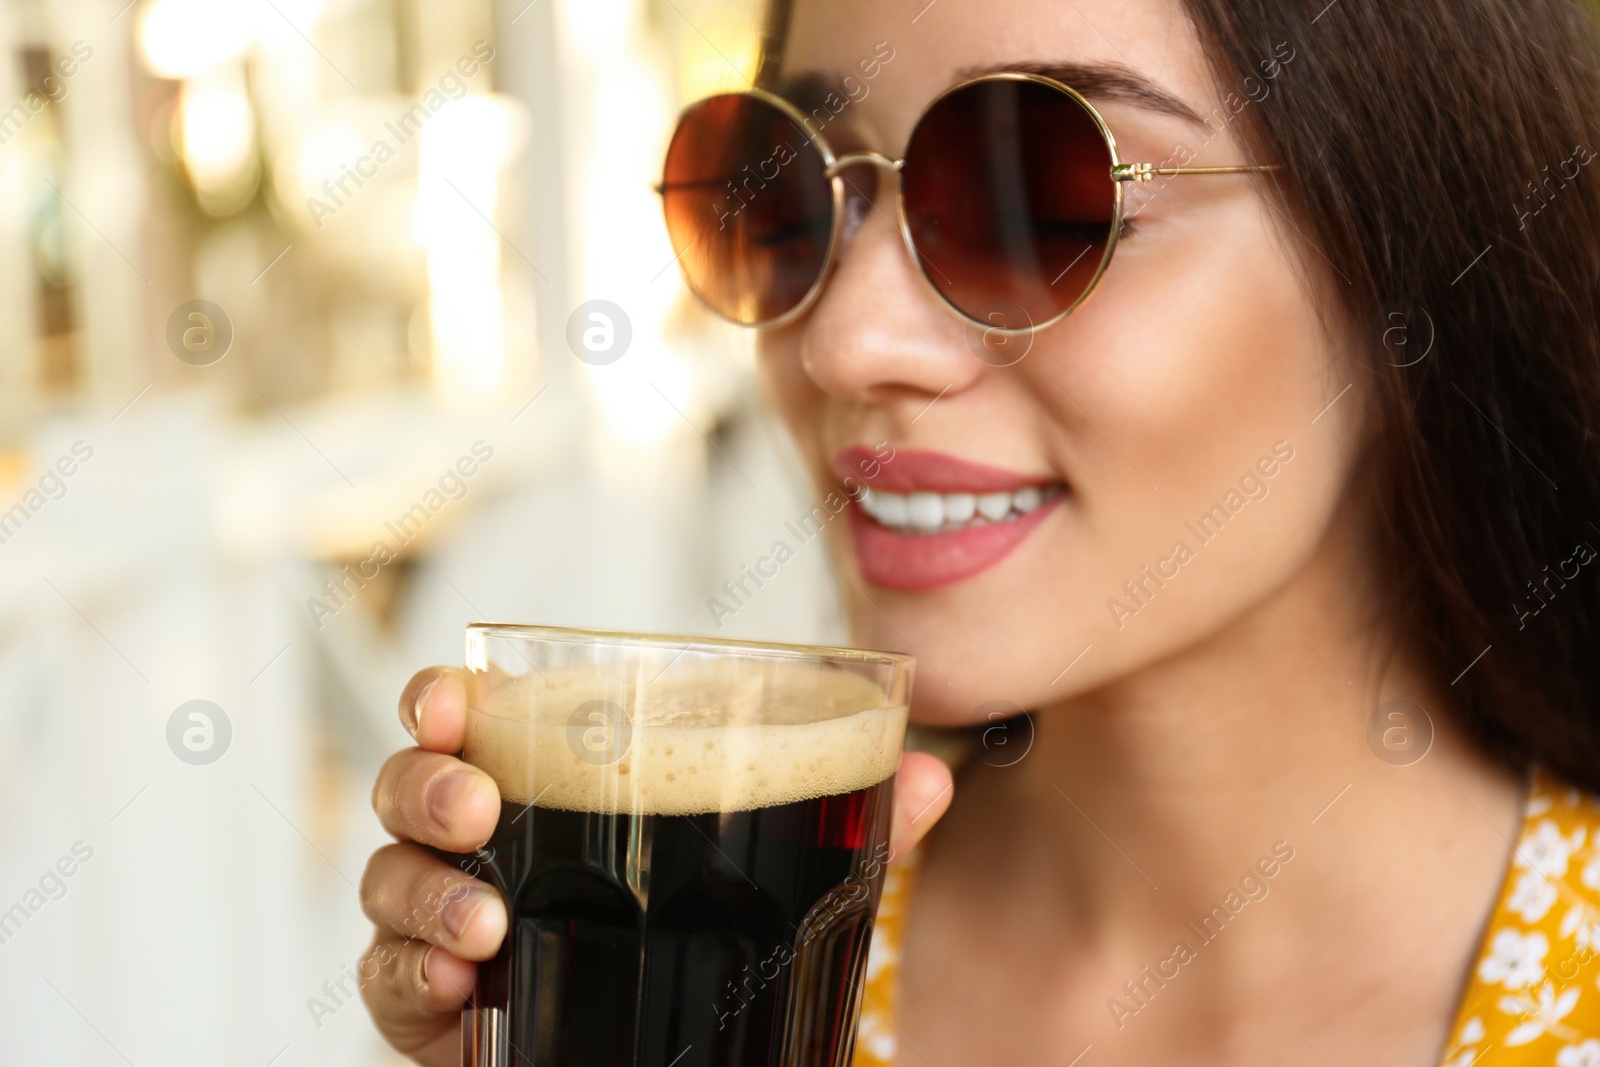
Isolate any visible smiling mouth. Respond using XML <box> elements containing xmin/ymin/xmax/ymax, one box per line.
<box><xmin>855</xmin><ymin>483</ymin><xmax>1067</xmax><ymax>535</ymax></box>
<box><xmin>829</xmin><ymin>444</ymin><xmax>1067</xmax><ymax>590</ymax></box>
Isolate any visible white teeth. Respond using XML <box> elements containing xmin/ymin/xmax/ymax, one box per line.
<box><xmin>856</xmin><ymin>485</ymin><xmax>1061</xmax><ymax>533</ymax></box>
<box><xmin>975</xmin><ymin>493</ymin><xmax>1013</xmax><ymax>522</ymax></box>
<box><xmin>868</xmin><ymin>489</ymin><xmax>907</xmax><ymax>525</ymax></box>
<box><xmin>906</xmin><ymin>492</ymin><xmax>944</xmax><ymax>529</ymax></box>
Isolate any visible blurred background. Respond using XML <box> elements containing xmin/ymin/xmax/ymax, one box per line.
<box><xmin>0</xmin><ymin>0</ymin><xmax>852</xmax><ymax>1062</ymax></box>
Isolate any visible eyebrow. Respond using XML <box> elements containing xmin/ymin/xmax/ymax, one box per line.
<box><xmin>774</xmin><ymin>59</ymin><xmax>1206</xmax><ymax>130</ymax></box>
<box><xmin>956</xmin><ymin>61</ymin><xmax>1208</xmax><ymax>127</ymax></box>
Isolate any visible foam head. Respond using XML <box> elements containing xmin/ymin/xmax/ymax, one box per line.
<box><xmin>465</xmin><ymin>659</ymin><xmax>907</xmax><ymax>815</ymax></box>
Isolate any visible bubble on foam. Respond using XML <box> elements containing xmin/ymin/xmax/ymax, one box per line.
<box><xmin>465</xmin><ymin>660</ymin><xmax>907</xmax><ymax>815</ymax></box>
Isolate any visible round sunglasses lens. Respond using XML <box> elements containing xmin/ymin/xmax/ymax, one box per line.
<box><xmin>902</xmin><ymin>79</ymin><xmax>1116</xmax><ymax>330</ymax></box>
<box><xmin>660</xmin><ymin>94</ymin><xmax>835</xmax><ymax>325</ymax></box>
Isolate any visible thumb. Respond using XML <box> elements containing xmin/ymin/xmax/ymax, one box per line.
<box><xmin>889</xmin><ymin>751</ymin><xmax>953</xmax><ymax>862</ymax></box>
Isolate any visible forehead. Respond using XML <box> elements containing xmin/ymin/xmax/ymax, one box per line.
<box><xmin>779</xmin><ymin>0</ymin><xmax>1223</xmax><ymax>144</ymax></box>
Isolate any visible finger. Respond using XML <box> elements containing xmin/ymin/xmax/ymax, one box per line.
<box><xmin>358</xmin><ymin>934</ymin><xmax>477</xmax><ymax>1067</ymax></box>
<box><xmin>889</xmin><ymin>751</ymin><xmax>953</xmax><ymax>861</ymax></box>
<box><xmin>399</xmin><ymin>667</ymin><xmax>472</xmax><ymax>753</ymax></box>
<box><xmin>372</xmin><ymin>749</ymin><xmax>501</xmax><ymax>852</ymax></box>
<box><xmin>360</xmin><ymin>842</ymin><xmax>507</xmax><ymax>961</ymax></box>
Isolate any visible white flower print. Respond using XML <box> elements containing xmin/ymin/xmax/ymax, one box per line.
<box><xmin>1446</xmin><ymin>1017</ymin><xmax>1491</xmax><ymax>1062</ymax></box>
<box><xmin>1583</xmin><ymin>854</ymin><xmax>1600</xmax><ymax>893</ymax></box>
<box><xmin>857</xmin><ymin>1007</ymin><xmax>897</xmax><ymax>1061</ymax></box>
<box><xmin>864</xmin><ymin>924</ymin><xmax>897</xmax><ymax>983</ymax></box>
<box><xmin>1500</xmin><ymin>981</ymin><xmax>1581</xmax><ymax>1046</ymax></box>
<box><xmin>1529</xmin><ymin>794</ymin><xmax>1555</xmax><ymax>817</ymax></box>
<box><xmin>1558</xmin><ymin>1038</ymin><xmax>1600</xmax><ymax>1067</ymax></box>
<box><xmin>1511</xmin><ymin>869</ymin><xmax>1562</xmax><ymax>923</ymax></box>
<box><xmin>1560</xmin><ymin>902</ymin><xmax>1600</xmax><ymax>956</ymax></box>
<box><xmin>1439</xmin><ymin>1015</ymin><xmax>1485</xmax><ymax>1067</ymax></box>
<box><xmin>1518</xmin><ymin>820</ymin><xmax>1586</xmax><ymax>879</ymax></box>
<box><xmin>1480</xmin><ymin>928</ymin><xmax>1550</xmax><ymax>990</ymax></box>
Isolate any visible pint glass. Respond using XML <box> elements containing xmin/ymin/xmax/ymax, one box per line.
<box><xmin>457</xmin><ymin>623</ymin><xmax>914</xmax><ymax>1067</ymax></box>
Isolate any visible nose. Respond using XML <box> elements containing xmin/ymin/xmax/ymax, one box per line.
<box><xmin>798</xmin><ymin>170</ymin><xmax>983</xmax><ymax>407</ymax></box>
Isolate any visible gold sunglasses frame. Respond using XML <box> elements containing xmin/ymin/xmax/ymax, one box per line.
<box><xmin>660</xmin><ymin>71</ymin><xmax>1277</xmax><ymax>335</ymax></box>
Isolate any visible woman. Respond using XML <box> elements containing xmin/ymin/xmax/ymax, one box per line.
<box><xmin>359</xmin><ymin>0</ymin><xmax>1600</xmax><ymax>1062</ymax></box>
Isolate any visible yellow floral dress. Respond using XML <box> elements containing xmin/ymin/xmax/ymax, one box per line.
<box><xmin>853</xmin><ymin>765</ymin><xmax>1600</xmax><ymax>1066</ymax></box>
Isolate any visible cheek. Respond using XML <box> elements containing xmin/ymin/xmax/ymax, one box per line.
<box><xmin>756</xmin><ymin>329</ymin><xmax>826</xmax><ymax>466</ymax></box>
<box><xmin>986</xmin><ymin>199</ymin><xmax>1364</xmax><ymax>693</ymax></box>
<box><xmin>756</xmin><ymin>330</ymin><xmax>808</xmax><ymax>419</ymax></box>
<box><xmin>1044</xmin><ymin>190</ymin><xmax>1349</xmax><ymax>504</ymax></box>
<box><xmin>1075</xmin><ymin>196</ymin><xmax>1338</xmax><ymax>436</ymax></box>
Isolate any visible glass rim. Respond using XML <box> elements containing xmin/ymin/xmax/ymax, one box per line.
<box><xmin>465</xmin><ymin>621</ymin><xmax>917</xmax><ymax>669</ymax></box>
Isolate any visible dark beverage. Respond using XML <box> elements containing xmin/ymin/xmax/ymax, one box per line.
<box><xmin>468</xmin><ymin>782</ymin><xmax>893</xmax><ymax>1067</ymax></box>
<box><xmin>457</xmin><ymin>655</ymin><xmax>908</xmax><ymax>1067</ymax></box>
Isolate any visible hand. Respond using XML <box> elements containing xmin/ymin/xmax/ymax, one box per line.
<box><xmin>359</xmin><ymin>666</ymin><xmax>955</xmax><ymax>1066</ymax></box>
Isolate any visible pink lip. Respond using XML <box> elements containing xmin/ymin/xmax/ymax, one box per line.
<box><xmin>829</xmin><ymin>445</ymin><xmax>1065</xmax><ymax>592</ymax></box>
<box><xmin>846</xmin><ymin>502</ymin><xmax>1062</xmax><ymax>591</ymax></box>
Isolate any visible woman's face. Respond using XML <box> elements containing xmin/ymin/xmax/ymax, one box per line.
<box><xmin>758</xmin><ymin>0</ymin><xmax>1366</xmax><ymax>723</ymax></box>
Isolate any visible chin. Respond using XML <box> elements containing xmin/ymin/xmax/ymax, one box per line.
<box><xmin>838</xmin><ymin>590</ymin><xmax>1075</xmax><ymax>729</ymax></box>
<box><xmin>826</xmin><ymin>507</ymin><xmax>1097</xmax><ymax>726</ymax></box>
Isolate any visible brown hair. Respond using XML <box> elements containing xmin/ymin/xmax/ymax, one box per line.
<box><xmin>758</xmin><ymin>0</ymin><xmax>1600</xmax><ymax>790</ymax></box>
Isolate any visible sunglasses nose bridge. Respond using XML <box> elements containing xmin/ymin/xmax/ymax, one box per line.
<box><xmin>820</xmin><ymin>150</ymin><xmax>906</xmax><ymax>276</ymax></box>
<box><xmin>823</xmin><ymin>151</ymin><xmax>903</xmax><ymax>179</ymax></box>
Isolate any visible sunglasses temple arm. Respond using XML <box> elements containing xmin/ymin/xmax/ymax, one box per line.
<box><xmin>1111</xmin><ymin>162</ymin><xmax>1281</xmax><ymax>182</ymax></box>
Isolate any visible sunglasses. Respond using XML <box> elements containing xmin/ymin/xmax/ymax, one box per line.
<box><xmin>658</xmin><ymin>72</ymin><xmax>1276</xmax><ymax>334</ymax></box>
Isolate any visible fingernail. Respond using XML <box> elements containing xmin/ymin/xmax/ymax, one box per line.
<box><xmin>405</xmin><ymin>677</ymin><xmax>439</xmax><ymax>738</ymax></box>
<box><xmin>427</xmin><ymin>769</ymin><xmax>479</xmax><ymax>828</ymax></box>
<box><xmin>441</xmin><ymin>887</ymin><xmax>494</xmax><ymax>940</ymax></box>
<box><xmin>421</xmin><ymin>944</ymin><xmax>437</xmax><ymax>990</ymax></box>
